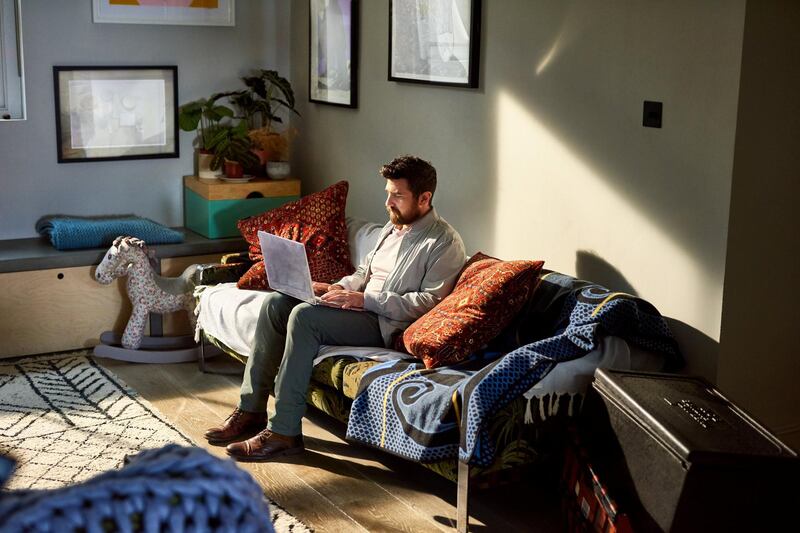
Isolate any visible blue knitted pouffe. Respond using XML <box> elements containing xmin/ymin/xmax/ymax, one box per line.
<box><xmin>0</xmin><ymin>445</ymin><xmax>275</xmax><ymax>533</ymax></box>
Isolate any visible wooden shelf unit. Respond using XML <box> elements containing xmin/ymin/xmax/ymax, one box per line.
<box><xmin>0</xmin><ymin>229</ymin><xmax>245</xmax><ymax>359</ymax></box>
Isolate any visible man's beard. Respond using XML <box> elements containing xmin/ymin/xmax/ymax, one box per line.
<box><xmin>387</xmin><ymin>206</ymin><xmax>421</xmax><ymax>225</ymax></box>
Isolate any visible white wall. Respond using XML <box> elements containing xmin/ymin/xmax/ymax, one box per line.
<box><xmin>290</xmin><ymin>0</ymin><xmax>747</xmax><ymax>381</ymax></box>
<box><xmin>0</xmin><ymin>0</ymin><xmax>290</xmax><ymax>239</ymax></box>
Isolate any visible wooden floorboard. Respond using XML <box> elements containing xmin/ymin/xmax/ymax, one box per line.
<box><xmin>98</xmin><ymin>356</ymin><xmax>562</xmax><ymax>532</ymax></box>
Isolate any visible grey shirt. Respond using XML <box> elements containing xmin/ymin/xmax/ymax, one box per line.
<box><xmin>336</xmin><ymin>208</ymin><xmax>466</xmax><ymax>346</ymax></box>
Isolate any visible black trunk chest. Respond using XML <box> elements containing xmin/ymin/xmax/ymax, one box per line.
<box><xmin>583</xmin><ymin>369</ymin><xmax>799</xmax><ymax>532</ymax></box>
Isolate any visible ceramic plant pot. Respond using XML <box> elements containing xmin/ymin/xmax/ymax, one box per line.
<box><xmin>266</xmin><ymin>161</ymin><xmax>290</xmax><ymax>180</ymax></box>
<box><xmin>224</xmin><ymin>160</ymin><xmax>244</xmax><ymax>179</ymax></box>
<box><xmin>196</xmin><ymin>150</ymin><xmax>216</xmax><ymax>180</ymax></box>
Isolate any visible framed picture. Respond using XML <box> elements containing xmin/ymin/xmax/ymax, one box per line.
<box><xmin>53</xmin><ymin>66</ymin><xmax>179</xmax><ymax>163</ymax></box>
<box><xmin>309</xmin><ymin>0</ymin><xmax>358</xmax><ymax>108</ymax></box>
<box><xmin>92</xmin><ymin>0</ymin><xmax>235</xmax><ymax>26</ymax></box>
<box><xmin>389</xmin><ymin>0</ymin><xmax>481</xmax><ymax>88</ymax></box>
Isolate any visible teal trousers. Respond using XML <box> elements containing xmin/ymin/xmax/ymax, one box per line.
<box><xmin>239</xmin><ymin>292</ymin><xmax>384</xmax><ymax>436</ymax></box>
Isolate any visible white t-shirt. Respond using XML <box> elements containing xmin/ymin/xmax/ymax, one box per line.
<box><xmin>364</xmin><ymin>225</ymin><xmax>409</xmax><ymax>295</ymax></box>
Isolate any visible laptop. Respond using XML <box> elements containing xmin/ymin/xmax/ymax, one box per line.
<box><xmin>258</xmin><ymin>231</ymin><xmax>322</xmax><ymax>305</ymax></box>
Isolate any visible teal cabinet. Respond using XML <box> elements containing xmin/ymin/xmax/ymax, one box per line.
<box><xmin>183</xmin><ymin>176</ymin><xmax>300</xmax><ymax>239</ymax></box>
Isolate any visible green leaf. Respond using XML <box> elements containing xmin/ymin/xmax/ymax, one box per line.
<box><xmin>177</xmin><ymin>101</ymin><xmax>203</xmax><ymax>131</ymax></box>
<box><xmin>232</xmin><ymin>120</ymin><xmax>249</xmax><ymax>135</ymax></box>
<box><xmin>205</xmin><ymin>104</ymin><xmax>234</xmax><ymax>122</ymax></box>
<box><xmin>253</xmin><ymin>100</ymin><xmax>271</xmax><ymax>113</ymax></box>
<box><xmin>231</xmin><ymin>92</ymin><xmax>255</xmax><ymax>110</ymax></box>
<box><xmin>214</xmin><ymin>90</ymin><xmax>244</xmax><ymax>100</ymax></box>
<box><xmin>178</xmin><ymin>111</ymin><xmax>200</xmax><ymax>132</ymax></box>
<box><xmin>208</xmin><ymin>91</ymin><xmax>232</xmax><ymax>105</ymax></box>
<box><xmin>260</xmin><ymin>69</ymin><xmax>295</xmax><ymax>109</ymax></box>
<box><xmin>243</xmin><ymin>76</ymin><xmax>267</xmax><ymax>99</ymax></box>
<box><xmin>239</xmin><ymin>150</ymin><xmax>259</xmax><ymax>169</ymax></box>
<box><xmin>215</xmin><ymin>105</ymin><xmax>235</xmax><ymax>117</ymax></box>
<box><xmin>272</xmin><ymin>98</ymin><xmax>301</xmax><ymax>117</ymax></box>
<box><xmin>206</xmin><ymin>127</ymin><xmax>230</xmax><ymax>151</ymax></box>
<box><xmin>179</xmin><ymin>101</ymin><xmax>201</xmax><ymax>114</ymax></box>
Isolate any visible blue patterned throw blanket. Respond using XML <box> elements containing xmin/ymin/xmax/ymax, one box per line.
<box><xmin>36</xmin><ymin>215</ymin><xmax>184</xmax><ymax>250</ymax></box>
<box><xmin>346</xmin><ymin>272</ymin><xmax>682</xmax><ymax>467</ymax></box>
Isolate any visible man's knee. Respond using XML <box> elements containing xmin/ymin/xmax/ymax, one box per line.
<box><xmin>264</xmin><ymin>291</ymin><xmax>293</xmax><ymax>310</ymax></box>
<box><xmin>288</xmin><ymin>303</ymin><xmax>328</xmax><ymax>335</ymax></box>
<box><xmin>262</xmin><ymin>291</ymin><xmax>296</xmax><ymax>318</ymax></box>
<box><xmin>288</xmin><ymin>302</ymin><xmax>315</xmax><ymax>322</ymax></box>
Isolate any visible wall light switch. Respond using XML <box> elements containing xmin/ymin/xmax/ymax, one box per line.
<box><xmin>643</xmin><ymin>101</ymin><xmax>663</xmax><ymax>128</ymax></box>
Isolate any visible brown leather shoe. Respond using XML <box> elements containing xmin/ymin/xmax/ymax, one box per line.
<box><xmin>204</xmin><ymin>408</ymin><xmax>268</xmax><ymax>445</ymax></box>
<box><xmin>225</xmin><ymin>429</ymin><xmax>305</xmax><ymax>462</ymax></box>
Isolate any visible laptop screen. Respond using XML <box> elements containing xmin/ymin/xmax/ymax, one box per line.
<box><xmin>257</xmin><ymin>231</ymin><xmax>315</xmax><ymax>303</ymax></box>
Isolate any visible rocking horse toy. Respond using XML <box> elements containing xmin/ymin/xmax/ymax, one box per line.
<box><xmin>93</xmin><ymin>236</ymin><xmax>201</xmax><ymax>363</ymax></box>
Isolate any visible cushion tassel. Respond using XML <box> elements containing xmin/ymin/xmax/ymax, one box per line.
<box><xmin>552</xmin><ymin>393</ymin><xmax>560</xmax><ymax>416</ymax></box>
<box><xmin>539</xmin><ymin>395</ymin><xmax>547</xmax><ymax>421</ymax></box>
<box><xmin>524</xmin><ymin>397</ymin><xmax>533</xmax><ymax>424</ymax></box>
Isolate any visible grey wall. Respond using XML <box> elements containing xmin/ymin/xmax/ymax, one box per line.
<box><xmin>719</xmin><ymin>0</ymin><xmax>800</xmax><ymax>450</ymax></box>
<box><xmin>290</xmin><ymin>0</ymin><xmax>746</xmax><ymax>381</ymax></box>
<box><xmin>0</xmin><ymin>0</ymin><xmax>290</xmax><ymax>239</ymax></box>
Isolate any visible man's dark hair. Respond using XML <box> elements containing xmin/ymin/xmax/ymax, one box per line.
<box><xmin>380</xmin><ymin>155</ymin><xmax>437</xmax><ymax>199</ymax></box>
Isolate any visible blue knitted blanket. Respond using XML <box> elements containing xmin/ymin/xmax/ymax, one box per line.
<box><xmin>36</xmin><ymin>215</ymin><xmax>184</xmax><ymax>250</ymax></box>
<box><xmin>345</xmin><ymin>272</ymin><xmax>682</xmax><ymax>467</ymax></box>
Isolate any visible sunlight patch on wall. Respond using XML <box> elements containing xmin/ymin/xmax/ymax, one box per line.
<box><xmin>493</xmin><ymin>90</ymin><xmax>721</xmax><ymax>340</ymax></box>
<box><xmin>536</xmin><ymin>40</ymin><xmax>561</xmax><ymax>76</ymax></box>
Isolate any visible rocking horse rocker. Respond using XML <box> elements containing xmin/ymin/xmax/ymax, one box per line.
<box><xmin>93</xmin><ymin>236</ymin><xmax>202</xmax><ymax>363</ymax></box>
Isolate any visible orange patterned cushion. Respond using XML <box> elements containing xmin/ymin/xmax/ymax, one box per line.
<box><xmin>400</xmin><ymin>253</ymin><xmax>544</xmax><ymax>369</ymax></box>
<box><xmin>236</xmin><ymin>180</ymin><xmax>354</xmax><ymax>290</ymax></box>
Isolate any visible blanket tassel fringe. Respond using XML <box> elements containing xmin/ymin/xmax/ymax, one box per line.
<box><xmin>192</xmin><ymin>285</ymin><xmax>207</xmax><ymax>343</ymax></box>
<box><xmin>524</xmin><ymin>392</ymin><xmax>580</xmax><ymax>424</ymax></box>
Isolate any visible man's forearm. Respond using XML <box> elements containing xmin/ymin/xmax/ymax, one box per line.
<box><xmin>335</xmin><ymin>261</ymin><xmax>368</xmax><ymax>291</ymax></box>
<box><xmin>362</xmin><ymin>289</ymin><xmax>440</xmax><ymax>322</ymax></box>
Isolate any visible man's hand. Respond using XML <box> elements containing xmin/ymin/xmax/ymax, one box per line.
<box><xmin>320</xmin><ymin>288</ymin><xmax>365</xmax><ymax>310</ymax></box>
<box><xmin>312</xmin><ymin>282</ymin><xmax>344</xmax><ymax>296</ymax></box>
<box><xmin>312</xmin><ymin>282</ymin><xmax>330</xmax><ymax>296</ymax></box>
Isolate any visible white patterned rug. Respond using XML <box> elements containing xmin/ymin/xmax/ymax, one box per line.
<box><xmin>0</xmin><ymin>352</ymin><xmax>311</xmax><ymax>532</ymax></box>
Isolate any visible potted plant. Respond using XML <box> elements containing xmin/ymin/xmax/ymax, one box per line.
<box><xmin>205</xmin><ymin>121</ymin><xmax>259</xmax><ymax>179</ymax></box>
<box><xmin>178</xmin><ymin>94</ymin><xmax>234</xmax><ymax>180</ymax></box>
<box><xmin>236</xmin><ymin>69</ymin><xmax>300</xmax><ymax>175</ymax></box>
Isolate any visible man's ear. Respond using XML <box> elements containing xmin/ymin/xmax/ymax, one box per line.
<box><xmin>418</xmin><ymin>191</ymin><xmax>432</xmax><ymax>208</ymax></box>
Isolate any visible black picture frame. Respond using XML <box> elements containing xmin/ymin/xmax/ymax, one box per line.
<box><xmin>309</xmin><ymin>0</ymin><xmax>359</xmax><ymax>108</ymax></box>
<box><xmin>389</xmin><ymin>0</ymin><xmax>481</xmax><ymax>88</ymax></box>
<box><xmin>54</xmin><ymin>66</ymin><xmax>179</xmax><ymax>163</ymax></box>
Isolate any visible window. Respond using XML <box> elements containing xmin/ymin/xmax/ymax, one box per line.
<box><xmin>0</xmin><ymin>0</ymin><xmax>25</xmax><ymax>121</ymax></box>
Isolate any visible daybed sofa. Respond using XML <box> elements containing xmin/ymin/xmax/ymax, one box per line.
<box><xmin>194</xmin><ymin>215</ymin><xmax>681</xmax><ymax>531</ymax></box>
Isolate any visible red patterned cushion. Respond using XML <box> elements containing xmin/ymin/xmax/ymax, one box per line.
<box><xmin>236</xmin><ymin>180</ymin><xmax>354</xmax><ymax>290</ymax></box>
<box><xmin>400</xmin><ymin>253</ymin><xmax>544</xmax><ymax>369</ymax></box>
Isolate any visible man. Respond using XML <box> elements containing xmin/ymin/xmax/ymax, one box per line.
<box><xmin>204</xmin><ymin>155</ymin><xmax>466</xmax><ymax>461</ymax></box>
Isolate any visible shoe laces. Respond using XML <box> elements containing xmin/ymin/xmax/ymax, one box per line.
<box><xmin>253</xmin><ymin>428</ymin><xmax>273</xmax><ymax>444</ymax></box>
<box><xmin>225</xmin><ymin>408</ymin><xmax>245</xmax><ymax>423</ymax></box>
